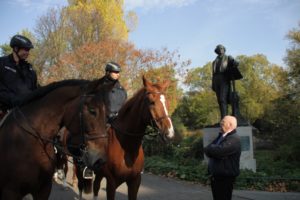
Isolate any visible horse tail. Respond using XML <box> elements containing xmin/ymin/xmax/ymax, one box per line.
<box><xmin>82</xmin><ymin>178</ymin><xmax>93</xmax><ymax>194</ymax></box>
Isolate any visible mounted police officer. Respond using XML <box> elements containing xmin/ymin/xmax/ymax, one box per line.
<box><xmin>212</xmin><ymin>44</ymin><xmax>240</xmax><ymax>120</ymax></box>
<box><xmin>82</xmin><ymin>61</ymin><xmax>127</xmax><ymax>179</ymax></box>
<box><xmin>99</xmin><ymin>61</ymin><xmax>127</xmax><ymax>124</ymax></box>
<box><xmin>0</xmin><ymin>35</ymin><xmax>38</xmax><ymax>118</ymax></box>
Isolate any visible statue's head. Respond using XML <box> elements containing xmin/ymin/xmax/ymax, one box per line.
<box><xmin>214</xmin><ymin>44</ymin><xmax>226</xmax><ymax>55</ymax></box>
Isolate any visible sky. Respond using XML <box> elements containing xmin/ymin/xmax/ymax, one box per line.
<box><xmin>0</xmin><ymin>0</ymin><xmax>300</xmax><ymax>68</ymax></box>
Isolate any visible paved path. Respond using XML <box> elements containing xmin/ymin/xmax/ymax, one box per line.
<box><xmin>48</xmin><ymin>165</ymin><xmax>300</xmax><ymax>200</ymax></box>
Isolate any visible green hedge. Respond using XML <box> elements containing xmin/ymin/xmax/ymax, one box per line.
<box><xmin>144</xmin><ymin>155</ymin><xmax>300</xmax><ymax>192</ymax></box>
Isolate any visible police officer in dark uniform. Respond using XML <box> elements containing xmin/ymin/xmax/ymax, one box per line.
<box><xmin>81</xmin><ymin>61</ymin><xmax>127</xmax><ymax>178</ymax></box>
<box><xmin>99</xmin><ymin>61</ymin><xmax>127</xmax><ymax>123</ymax></box>
<box><xmin>212</xmin><ymin>44</ymin><xmax>239</xmax><ymax>120</ymax></box>
<box><xmin>0</xmin><ymin>35</ymin><xmax>38</xmax><ymax>118</ymax></box>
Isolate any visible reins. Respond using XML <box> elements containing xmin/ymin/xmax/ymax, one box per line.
<box><xmin>13</xmin><ymin>107</ymin><xmax>53</xmax><ymax>144</ymax></box>
<box><xmin>11</xmin><ymin>93</ymin><xmax>107</xmax><ymax>160</ymax></box>
<box><xmin>78</xmin><ymin>94</ymin><xmax>108</xmax><ymax>140</ymax></box>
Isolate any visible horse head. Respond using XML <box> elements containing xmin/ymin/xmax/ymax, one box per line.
<box><xmin>142</xmin><ymin>76</ymin><xmax>175</xmax><ymax>141</ymax></box>
<box><xmin>63</xmin><ymin>81</ymin><xmax>112</xmax><ymax>170</ymax></box>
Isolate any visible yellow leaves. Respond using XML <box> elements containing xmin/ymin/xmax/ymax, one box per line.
<box><xmin>66</xmin><ymin>0</ymin><xmax>128</xmax><ymax>41</ymax></box>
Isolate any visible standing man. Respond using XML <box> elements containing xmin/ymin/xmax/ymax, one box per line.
<box><xmin>204</xmin><ymin>115</ymin><xmax>241</xmax><ymax>200</ymax></box>
<box><xmin>99</xmin><ymin>61</ymin><xmax>127</xmax><ymax>124</ymax></box>
<box><xmin>212</xmin><ymin>44</ymin><xmax>239</xmax><ymax>120</ymax></box>
<box><xmin>0</xmin><ymin>35</ymin><xmax>38</xmax><ymax>118</ymax></box>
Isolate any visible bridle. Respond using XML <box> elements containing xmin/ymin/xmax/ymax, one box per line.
<box><xmin>12</xmin><ymin>94</ymin><xmax>107</xmax><ymax>159</ymax></box>
<box><xmin>146</xmin><ymin>90</ymin><xmax>171</xmax><ymax>128</ymax></box>
<box><xmin>77</xmin><ymin>94</ymin><xmax>108</xmax><ymax>141</ymax></box>
<box><xmin>111</xmin><ymin>90</ymin><xmax>171</xmax><ymax>137</ymax></box>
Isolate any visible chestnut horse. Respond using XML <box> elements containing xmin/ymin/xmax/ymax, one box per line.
<box><xmin>0</xmin><ymin>79</ymin><xmax>111</xmax><ymax>200</ymax></box>
<box><xmin>76</xmin><ymin>76</ymin><xmax>175</xmax><ymax>200</ymax></box>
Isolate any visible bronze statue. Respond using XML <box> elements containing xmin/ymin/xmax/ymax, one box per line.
<box><xmin>212</xmin><ymin>44</ymin><xmax>244</xmax><ymax>122</ymax></box>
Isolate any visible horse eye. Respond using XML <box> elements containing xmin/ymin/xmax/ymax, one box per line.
<box><xmin>88</xmin><ymin>108</ymin><xmax>97</xmax><ymax>115</ymax></box>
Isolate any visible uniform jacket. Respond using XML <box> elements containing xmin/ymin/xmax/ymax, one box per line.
<box><xmin>98</xmin><ymin>76</ymin><xmax>127</xmax><ymax>117</ymax></box>
<box><xmin>0</xmin><ymin>54</ymin><xmax>37</xmax><ymax>109</ymax></box>
<box><xmin>204</xmin><ymin>130</ymin><xmax>241</xmax><ymax>177</ymax></box>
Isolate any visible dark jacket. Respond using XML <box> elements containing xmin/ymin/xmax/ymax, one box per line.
<box><xmin>0</xmin><ymin>54</ymin><xmax>38</xmax><ymax>109</ymax></box>
<box><xmin>204</xmin><ymin>130</ymin><xmax>241</xmax><ymax>177</ymax></box>
<box><xmin>99</xmin><ymin>76</ymin><xmax>127</xmax><ymax>118</ymax></box>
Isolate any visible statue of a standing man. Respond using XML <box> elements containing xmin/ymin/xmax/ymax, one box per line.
<box><xmin>212</xmin><ymin>44</ymin><xmax>240</xmax><ymax>120</ymax></box>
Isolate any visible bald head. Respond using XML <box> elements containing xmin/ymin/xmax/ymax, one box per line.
<box><xmin>220</xmin><ymin>115</ymin><xmax>237</xmax><ymax>133</ymax></box>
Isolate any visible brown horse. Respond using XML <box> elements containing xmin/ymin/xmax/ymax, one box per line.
<box><xmin>76</xmin><ymin>76</ymin><xmax>175</xmax><ymax>200</ymax></box>
<box><xmin>0</xmin><ymin>79</ymin><xmax>111</xmax><ymax>200</ymax></box>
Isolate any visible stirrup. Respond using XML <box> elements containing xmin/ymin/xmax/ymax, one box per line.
<box><xmin>83</xmin><ymin>167</ymin><xmax>93</xmax><ymax>179</ymax></box>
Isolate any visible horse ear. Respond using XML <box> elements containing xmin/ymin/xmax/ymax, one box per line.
<box><xmin>161</xmin><ymin>80</ymin><xmax>171</xmax><ymax>91</ymax></box>
<box><xmin>142</xmin><ymin>75</ymin><xmax>151</xmax><ymax>88</ymax></box>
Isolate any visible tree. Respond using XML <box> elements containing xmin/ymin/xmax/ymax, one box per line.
<box><xmin>41</xmin><ymin>40</ymin><xmax>134</xmax><ymax>83</ymax></box>
<box><xmin>284</xmin><ymin>22</ymin><xmax>300</xmax><ymax>95</ymax></box>
<box><xmin>258</xmin><ymin>22</ymin><xmax>300</xmax><ymax>164</ymax></box>
<box><xmin>0</xmin><ymin>43</ymin><xmax>11</xmax><ymax>56</ymax></box>
<box><xmin>34</xmin><ymin>0</ymin><xmax>133</xmax><ymax>81</ymax></box>
<box><xmin>173</xmin><ymin>92</ymin><xmax>219</xmax><ymax>129</ymax></box>
<box><xmin>66</xmin><ymin>0</ymin><xmax>128</xmax><ymax>42</ymax></box>
<box><xmin>43</xmin><ymin>40</ymin><xmax>187</xmax><ymax>114</ymax></box>
<box><xmin>184</xmin><ymin>62</ymin><xmax>212</xmax><ymax>92</ymax></box>
<box><xmin>237</xmin><ymin>54</ymin><xmax>288</xmax><ymax>121</ymax></box>
<box><xmin>34</xmin><ymin>8</ymin><xmax>67</xmax><ymax>73</ymax></box>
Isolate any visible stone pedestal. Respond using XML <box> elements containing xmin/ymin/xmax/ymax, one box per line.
<box><xmin>202</xmin><ymin>126</ymin><xmax>256</xmax><ymax>172</ymax></box>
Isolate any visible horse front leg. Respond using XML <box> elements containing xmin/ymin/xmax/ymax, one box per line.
<box><xmin>106</xmin><ymin>177</ymin><xmax>117</xmax><ymax>200</ymax></box>
<box><xmin>126</xmin><ymin>174</ymin><xmax>141</xmax><ymax>200</ymax></box>
<box><xmin>93</xmin><ymin>172</ymin><xmax>104</xmax><ymax>200</ymax></box>
<box><xmin>76</xmin><ymin>167</ymin><xmax>84</xmax><ymax>200</ymax></box>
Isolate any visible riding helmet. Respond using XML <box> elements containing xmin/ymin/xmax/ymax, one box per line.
<box><xmin>105</xmin><ymin>62</ymin><xmax>121</xmax><ymax>72</ymax></box>
<box><xmin>10</xmin><ymin>35</ymin><xmax>34</xmax><ymax>49</ymax></box>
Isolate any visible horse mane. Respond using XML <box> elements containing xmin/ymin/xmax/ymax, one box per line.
<box><xmin>117</xmin><ymin>82</ymin><xmax>165</xmax><ymax>118</ymax></box>
<box><xmin>118</xmin><ymin>88</ymin><xmax>146</xmax><ymax>118</ymax></box>
<box><xmin>17</xmin><ymin>79</ymin><xmax>90</xmax><ymax>106</ymax></box>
